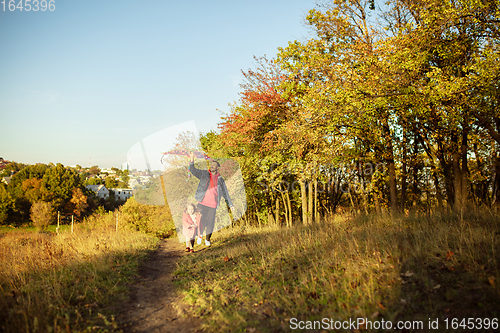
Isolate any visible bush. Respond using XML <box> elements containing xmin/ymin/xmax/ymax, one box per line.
<box><xmin>30</xmin><ymin>201</ymin><xmax>54</xmax><ymax>231</ymax></box>
<box><xmin>119</xmin><ymin>197</ymin><xmax>176</xmax><ymax>238</ymax></box>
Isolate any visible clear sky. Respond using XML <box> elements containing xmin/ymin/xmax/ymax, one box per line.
<box><xmin>0</xmin><ymin>0</ymin><xmax>316</xmax><ymax>168</ymax></box>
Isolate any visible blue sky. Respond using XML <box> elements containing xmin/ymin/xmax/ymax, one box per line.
<box><xmin>0</xmin><ymin>0</ymin><xmax>316</xmax><ymax>168</ymax></box>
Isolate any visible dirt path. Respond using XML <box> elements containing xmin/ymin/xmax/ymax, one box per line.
<box><xmin>116</xmin><ymin>238</ymin><xmax>202</xmax><ymax>333</ymax></box>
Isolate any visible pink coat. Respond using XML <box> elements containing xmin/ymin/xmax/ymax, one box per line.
<box><xmin>182</xmin><ymin>212</ymin><xmax>202</xmax><ymax>239</ymax></box>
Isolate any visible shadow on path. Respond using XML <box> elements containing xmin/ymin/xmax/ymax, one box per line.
<box><xmin>116</xmin><ymin>238</ymin><xmax>202</xmax><ymax>333</ymax></box>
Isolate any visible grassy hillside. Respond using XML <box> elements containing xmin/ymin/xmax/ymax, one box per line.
<box><xmin>0</xmin><ymin>222</ymin><xmax>158</xmax><ymax>332</ymax></box>
<box><xmin>174</xmin><ymin>212</ymin><xmax>500</xmax><ymax>332</ymax></box>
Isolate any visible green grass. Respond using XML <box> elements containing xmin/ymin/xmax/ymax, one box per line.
<box><xmin>174</xmin><ymin>212</ymin><xmax>500</xmax><ymax>332</ymax></box>
<box><xmin>0</xmin><ymin>224</ymin><xmax>73</xmax><ymax>234</ymax></box>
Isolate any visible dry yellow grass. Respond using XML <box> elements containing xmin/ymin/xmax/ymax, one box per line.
<box><xmin>175</xmin><ymin>211</ymin><xmax>500</xmax><ymax>332</ymax></box>
<box><xmin>0</xmin><ymin>226</ymin><xmax>158</xmax><ymax>332</ymax></box>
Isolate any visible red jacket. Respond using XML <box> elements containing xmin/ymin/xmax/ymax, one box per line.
<box><xmin>182</xmin><ymin>211</ymin><xmax>202</xmax><ymax>239</ymax></box>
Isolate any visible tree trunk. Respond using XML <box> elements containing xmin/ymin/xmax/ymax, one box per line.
<box><xmin>452</xmin><ymin>133</ymin><xmax>463</xmax><ymax>212</ymax></box>
<box><xmin>252</xmin><ymin>196</ymin><xmax>261</xmax><ymax>228</ymax></box>
<box><xmin>382</xmin><ymin>114</ymin><xmax>398</xmax><ymax>213</ymax></box>
<box><xmin>300</xmin><ymin>179</ymin><xmax>308</xmax><ymax>225</ymax></box>
<box><xmin>308</xmin><ymin>179</ymin><xmax>313</xmax><ymax>224</ymax></box>
<box><xmin>473</xmin><ymin>143</ymin><xmax>488</xmax><ymax>205</ymax></box>
<box><xmin>434</xmin><ymin>139</ymin><xmax>454</xmax><ymax>210</ymax></box>
<box><xmin>275</xmin><ymin>196</ymin><xmax>280</xmax><ymax>227</ymax></box>
<box><xmin>373</xmin><ymin>190</ymin><xmax>381</xmax><ymax>214</ymax></box>
<box><xmin>286</xmin><ymin>191</ymin><xmax>292</xmax><ymax>226</ymax></box>
<box><xmin>314</xmin><ymin>177</ymin><xmax>319</xmax><ymax>222</ymax></box>
<box><xmin>359</xmin><ymin>169</ymin><xmax>369</xmax><ymax>214</ymax></box>
<box><xmin>460</xmin><ymin>126</ymin><xmax>469</xmax><ymax>210</ymax></box>
<box><xmin>412</xmin><ymin>132</ymin><xmax>419</xmax><ymax>208</ymax></box>
<box><xmin>492</xmin><ymin>155</ymin><xmax>500</xmax><ymax>206</ymax></box>
<box><xmin>348</xmin><ymin>187</ymin><xmax>358</xmax><ymax>214</ymax></box>
<box><xmin>281</xmin><ymin>191</ymin><xmax>289</xmax><ymax>227</ymax></box>
<box><xmin>401</xmin><ymin>124</ymin><xmax>408</xmax><ymax>212</ymax></box>
<box><xmin>432</xmin><ymin>171</ymin><xmax>444</xmax><ymax>211</ymax></box>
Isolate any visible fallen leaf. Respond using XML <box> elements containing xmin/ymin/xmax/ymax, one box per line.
<box><xmin>446</xmin><ymin>251</ymin><xmax>454</xmax><ymax>261</ymax></box>
<box><xmin>488</xmin><ymin>276</ymin><xmax>495</xmax><ymax>287</ymax></box>
<box><xmin>378</xmin><ymin>302</ymin><xmax>386</xmax><ymax>310</ymax></box>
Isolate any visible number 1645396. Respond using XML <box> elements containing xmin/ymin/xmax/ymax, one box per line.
<box><xmin>1</xmin><ymin>0</ymin><xmax>55</xmax><ymax>12</ymax></box>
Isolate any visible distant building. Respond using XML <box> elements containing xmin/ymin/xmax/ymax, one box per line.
<box><xmin>85</xmin><ymin>184</ymin><xmax>110</xmax><ymax>199</ymax></box>
<box><xmin>0</xmin><ymin>158</ymin><xmax>9</xmax><ymax>170</ymax></box>
<box><xmin>1</xmin><ymin>176</ymin><xmax>11</xmax><ymax>185</ymax></box>
<box><xmin>109</xmin><ymin>188</ymin><xmax>133</xmax><ymax>201</ymax></box>
<box><xmin>128</xmin><ymin>178</ymin><xmax>139</xmax><ymax>189</ymax></box>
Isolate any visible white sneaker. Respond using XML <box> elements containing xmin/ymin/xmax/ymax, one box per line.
<box><xmin>197</xmin><ymin>236</ymin><xmax>202</xmax><ymax>245</ymax></box>
<box><xmin>205</xmin><ymin>240</ymin><xmax>211</xmax><ymax>246</ymax></box>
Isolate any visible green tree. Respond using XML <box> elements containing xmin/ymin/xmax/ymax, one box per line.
<box><xmin>105</xmin><ymin>177</ymin><xmax>119</xmax><ymax>189</ymax></box>
<box><xmin>0</xmin><ymin>185</ymin><xmax>15</xmax><ymax>224</ymax></box>
<box><xmin>85</xmin><ymin>177</ymin><xmax>104</xmax><ymax>186</ymax></box>
<box><xmin>9</xmin><ymin>164</ymin><xmax>50</xmax><ymax>188</ymax></box>
<box><xmin>0</xmin><ymin>161</ymin><xmax>25</xmax><ymax>177</ymax></box>
<box><xmin>42</xmin><ymin>164</ymin><xmax>84</xmax><ymax>213</ymax></box>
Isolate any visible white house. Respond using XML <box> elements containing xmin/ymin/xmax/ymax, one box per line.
<box><xmin>109</xmin><ymin>188</ymin><xmax>133</xmax><ymax>201</ymax></box>
<box><xmin>100</xmin><ymin>168</ymin><xmax>116</xmax><ymax>174</ymax></box>
<box><xmin>85</xmin><ymin>184</ymin><xmax>110</xmax><ymax>199</ymax></box>
<box><xmin>1</xmin><ymin>176</ymin><xmax>11</xmax><ymax>185</ymax></box>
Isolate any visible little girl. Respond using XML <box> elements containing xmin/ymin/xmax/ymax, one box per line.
<box><xmin>182</xmin><ymin>203</ymin><xmax>202</xmax><ymax>252</ymax></box>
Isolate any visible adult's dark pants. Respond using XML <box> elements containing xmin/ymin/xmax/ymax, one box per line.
<box><xmin>197</xmin><ymin>203</ymin><xmax>217</xmax><ymax>241</ymax></box>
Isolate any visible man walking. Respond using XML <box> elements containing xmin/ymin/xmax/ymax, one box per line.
<box><xmin>189</xmin><ymin>151</ymin><xmax>235</xmax><ymax>246</ymax></box>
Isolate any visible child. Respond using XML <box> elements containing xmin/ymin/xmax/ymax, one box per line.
<box><xmin>182</xmin><ymin>203</ymin><xmax>202</xmax><ymax>252</ymax></box>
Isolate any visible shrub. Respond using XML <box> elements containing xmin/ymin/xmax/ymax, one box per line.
<box><xmin>119</xmin><ymin>197</ymin><xmax>176</xmax><ymax>238</ymax></box>
<box><xmin>30</xmin><ymin>201</ymin><xmax>54</xmax><ymax>231</ymax></box>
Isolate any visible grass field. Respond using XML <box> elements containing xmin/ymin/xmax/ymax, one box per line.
<box><xmin>0</xmin><ymin>225</ymin><xmax>158</xmax><ymax>332</ymax></box>
<box><xmin>0</xmin><ymin>224</ymin><xmax>72</xmax><ymax>234</ymax></box>
<box><xmin>174</xmin><ymin>211</ymin><xmax>500</xmax><ymax>332</ymax></box>
<box><xmin>1</xmin><ymin>210</ymin><xmax>498</xmax><ymax>332</ymax></box>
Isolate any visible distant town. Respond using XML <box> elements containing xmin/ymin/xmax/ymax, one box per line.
<box><xmin>0</xmin><ymin>157</ymin><xmax>164</xmax><ymax>202</ymax></box>
<box><xmin>0</xmin><ymin>157</ymin><xmax>171</xmax><ymax>225</ymax></box>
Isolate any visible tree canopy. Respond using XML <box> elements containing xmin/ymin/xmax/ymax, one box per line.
<box><xmin>202</xmin><ymin>0</ymin><xmax>500</xmax><ymax>225</ymax></box>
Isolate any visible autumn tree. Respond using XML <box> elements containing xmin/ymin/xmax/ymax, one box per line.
<box><xmin>30</xmin><ymin>201</ymin><xmax>54</xmax><ymax>231</ymax></box>
<box><xmin>68</xmin><ymin>188</ymin><xmax>89</xmax><ymax>218</ymax></box>
<box><xmin>276</xmin><ymin>0</ymin><xmax>400</xmax><ymax>214</ymax></box>
<box><xmin>276</xmin><ymin>0</ymin><xmax>500</xmax><ymax>214</ymax></box>
<box><xmin>216</xmin><ymin>56</ymin><xmax>307</xmax><ymax>225</ymax></box>
<box><xmin>208</xmin><ymin>0</ymin><xmax>500</xmax><ymax>223</ymax></box>
<box><xmin>21</xmin><ymin>178</ymin><xmax>49</xmax><ymax>203</ymax></box>
<box><xmin>89</xmin><ymin>166</ymin><xmax>100</xmax><ymax>176</ymax></box>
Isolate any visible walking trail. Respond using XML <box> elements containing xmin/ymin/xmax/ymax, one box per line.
<box><xmin>116</xmin><ymin>238</ymin><xmax>202</xmax><ymax>333</ymax></box>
